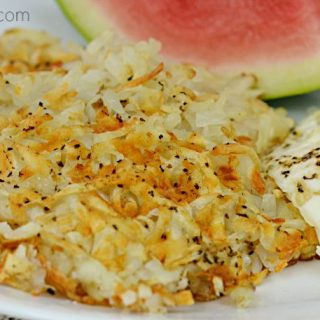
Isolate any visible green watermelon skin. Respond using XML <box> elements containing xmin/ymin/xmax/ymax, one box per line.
<box><xmin>56</xmin><ymin>0</ymin><xmax>320</xmax><ymax>99</ymax></box>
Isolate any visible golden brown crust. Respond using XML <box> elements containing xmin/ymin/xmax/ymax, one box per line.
<box><xmin>0</xmin><ymin>28</ymin><xmax>315</xmax><ymax>312</ymax></box>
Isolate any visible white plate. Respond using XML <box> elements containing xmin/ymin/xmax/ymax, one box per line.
<box><xmin>0</xmin><ymin>1</ymin><xmax>319</xmax><ymax>319</ymax></box>
<box><xmin>0</xmin><ymin>260</ymin><xmax>319</xmax><ymax>320</ymax></box>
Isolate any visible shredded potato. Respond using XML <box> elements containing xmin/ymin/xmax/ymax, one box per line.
<box><xmin>0</xmin><ymin>29</ymin><xmax>316</xmax><ymax>312</ymax></box>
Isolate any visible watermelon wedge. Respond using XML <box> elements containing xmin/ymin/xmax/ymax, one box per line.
<box><xmin>57</xmin><ymin>0</ymin><xmax>320</xmax><ymax>99</ymax></box>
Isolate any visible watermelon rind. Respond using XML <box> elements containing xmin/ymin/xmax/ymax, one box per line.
<box><xmin>56</xmin><ymin>0</ymin><xmax>109</xmax><ymax>41</ymax></box>
<box><xmin>56</xmin><ymin>0</ymin><xmax>320</xmax><ymax>100</ymax></box>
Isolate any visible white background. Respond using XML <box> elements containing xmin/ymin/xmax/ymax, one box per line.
<box><xmin>0</xmin><ymin>0</ymin><xmax>84</xmax><ymax>43</ymax></box>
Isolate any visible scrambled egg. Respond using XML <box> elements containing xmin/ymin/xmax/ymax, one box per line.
<box><xmin>0</xmin><ymin>29</ymin><xmax>316</xmax><ymax>312</ymax></box>
<box><xmin>267</xmin><ymin>111</ymin><xmax>320</xmax><ymax>247</ymax></box>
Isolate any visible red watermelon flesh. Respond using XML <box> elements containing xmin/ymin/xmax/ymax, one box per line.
<box><xmin>92</xmin><ymin>0</ymin><xmax>320</xmax><ymax>67</ymax></box>
<box><xmin>57</xmin><ymin>0</ymin><xmax>320</xmax><ymax>98</ymax></box>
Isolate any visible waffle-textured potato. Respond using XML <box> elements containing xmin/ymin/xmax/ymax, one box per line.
<box><xmin>0</xmin><ymin>29</ymin><xmax>317</xmax><ymax>312</ymax></box>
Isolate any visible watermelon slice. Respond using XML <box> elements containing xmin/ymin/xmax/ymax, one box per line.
<box><xmin>57</xmin><ymin>0</ymin><xmax>320</xmax><ymax>99</ymax></box>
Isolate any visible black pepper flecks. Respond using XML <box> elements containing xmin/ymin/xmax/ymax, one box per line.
<box><xmin>297</xmin><ymin>183</ymin><xmax>304</xmax><ymax>193</ymax></box>
<box><xmin>303</xmin><ymin>173</ymin><xmax>317</xmax><ymax>180</ymax></box>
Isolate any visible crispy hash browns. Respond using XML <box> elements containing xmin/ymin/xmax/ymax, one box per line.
<box><xmin>0</xmin><ymin>29</ymin><xmax>317</xmax><ymax>312</ymax></box>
